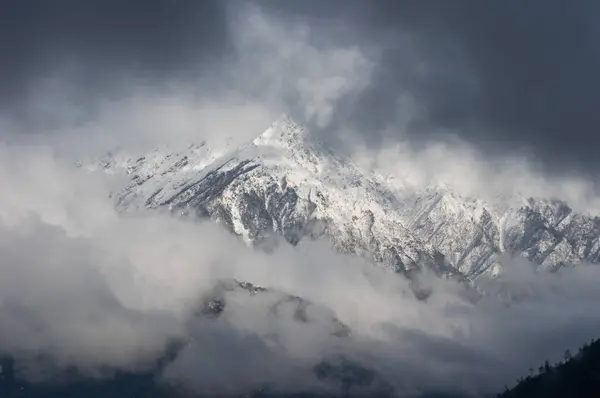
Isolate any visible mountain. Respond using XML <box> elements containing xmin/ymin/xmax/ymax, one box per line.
<box><xmin>0</xmin><ymin>280</ymin><xmax>394</xmax><ymax>398</ymax></box>
<box><xmin>90</xmin><ymin>115</ymin><xmax>600</xmax><ymax>280</ymax></box>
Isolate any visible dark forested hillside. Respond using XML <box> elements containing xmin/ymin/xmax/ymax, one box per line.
<box><xmin>3</xmin><ymin>337</ymin><xmax>600</xmax><ymax>397</ymax></box>
<box><xmin>498</xmin><ymin>338</ymin><xmax>600</xmax><ymax>398</ymax></box>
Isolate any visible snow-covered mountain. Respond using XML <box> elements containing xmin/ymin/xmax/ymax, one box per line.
<box><xmin>91</xmin><ymin>115</ymin><xmax>600</xmax><ymax>280</ymax></box>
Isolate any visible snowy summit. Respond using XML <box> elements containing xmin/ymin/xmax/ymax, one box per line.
<box><xmin>94</xmin><ymin>115</ymin><xmax>600</xmax><ymax>281</ymax></box>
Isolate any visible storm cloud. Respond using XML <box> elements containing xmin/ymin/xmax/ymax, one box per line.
<box><xmin>265</xmin><ymin>1</ymin><xmax>600</xmax><ymax>177</ymax></box>
<box><xmin>347</xmin><ymin>0</ymin><xmax>600</xmax><ymax>178</ymax></box>
<box><xmin>0</xmin><ymin>0</ymin><xmax>226</xmax><ymax>107</ymax></box>
<box><xmin>2</xmin><ymin>0</ymin><xmax>600</xmax><ymax>177</ymax></box>
<box><xmin>1</xmin><ymin>2</ymin><xmax>600</xmax><ymax>396</ymax></box>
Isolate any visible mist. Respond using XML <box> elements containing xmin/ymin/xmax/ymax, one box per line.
<box><xmin>1</xmin><ymin>3</ymin><xmax>373</xmax><ymax>161</ymax></box>
<box><xmin>1</xmin><ymin>2</ymin><xmax>600</xmax><ymax>397</ymax></box>
<box><xmin>1</xmin><ymin>139</ymin><xmax>600</xmax><ymax>396</ymax></box>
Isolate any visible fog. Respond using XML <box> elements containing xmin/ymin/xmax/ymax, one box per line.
<box><xmin>2</xmin><ymin>3</ymin><xmax>372</xmax><ymax>160</ymax></box>
<box><xmin>1</xmin><ymin>140</ymin><xmax>599</xmax><ymax>396</ymax></box>
<box><xmin>351</xmin><ymin>130</ymin><xmax>600</xmax><ymax>216</ymax></box>
<box><xmin>1</xmin><ymin>3</ymin><xmax>599</xmax><ymax>397</ymax></box>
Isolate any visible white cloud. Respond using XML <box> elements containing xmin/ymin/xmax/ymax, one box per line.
<box><xmin>350</xmin><ymin>123</ymin><xmax>600</xmax><ymax>216</ymax></box>
<box><xmin>227</xmin><ymin>4</ymin><xmax>373</xmax><ymax>128</ymax></box>
<box><xmin>0</xmin><ymin>4</ymin><xmax>599</xmax><ymax>397</ymax></box>
<box><xmin>0</xmin><ymin>143</ymin><xmax>599</xmax><ymax>396</ymax></box>
<box><xmin>1</xmin><ymin>5</ymin><xmax>373</xmax><ymax>159</ymax></box>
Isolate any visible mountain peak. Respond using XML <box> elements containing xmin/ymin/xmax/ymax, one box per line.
<box><xmin>90</xmin><ymin>114</ymin><xmax>600</xmax><ymax>279</ymax></box>
<box><xmin>253</xmin><ymin>114</ymin><xmax>308</xmax><ymax>150</ymax></box>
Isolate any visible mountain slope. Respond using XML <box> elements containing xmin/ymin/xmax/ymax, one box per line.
<box><xmin>498</xmin><ymin>337</ymin><xmax>600</xmax><ymax>398</ymax></box>
<box><xmin>384</xmin><ymin>185</ymin><xmax>600</xmax><ymax>277</ymax></box>
<box><xmin>0</xmin><ymin>280</ymin><xmax>394</xmax><ymax>398</ymax></box>
<box><xmin>94</xmin><ymin>116</ymin><xmax>453</xmax><ymax>277</ymax></box>
<box><xmin>92</xmin><ymin>115</ymin><xmax>600</xmax><ymax>279</ymax></box>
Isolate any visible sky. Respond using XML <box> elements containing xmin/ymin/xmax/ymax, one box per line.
<box><xmin>1</xmin><ymin>1</ymin><xmax>600</xmax><ymax>396</ymax></box>
<box><xmin>2</xmin><ymin>0</ymin><xmax>600</xmax><ymax>177</ymax></box>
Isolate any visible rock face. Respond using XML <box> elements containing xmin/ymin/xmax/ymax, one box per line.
<box><xmin>94</xmin><ymin>115</ymin><xmax>600</xmax><ymax>279</ymax></box>
<box><xmin>397</xmin><ymin>192</ymin><xmax>600</xmax><ymax>277</ymax></box>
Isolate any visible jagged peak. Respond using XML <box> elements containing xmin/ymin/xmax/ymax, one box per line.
<box><xmin>253</xmin><ymin>113</ymin><xmax>309</xmax><ymax>149</ymax></box>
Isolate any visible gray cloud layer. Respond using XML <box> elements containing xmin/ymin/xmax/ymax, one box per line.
<box><xmin>1</xmin><ymin>142</ymin><xmax>600</xmax><ymax>396</ymax></box>
<box><xmin>348</xmin><ymin>0</ymin><xmax>600</xmax><ymax>177</ymax></box>
<box><xmin>2</xmin><ymin>0</ymin><xmax>600</xmax><ymax>177</ymax></box>
<box><xmin>1</xmin><ymin>4</ymin><xmax>600</xmax><ymax>395</ymax></box>
<box><xmin>1</xmin><ymin>0</ymin><xmax>226</xmax><ymax>106</ymax></box>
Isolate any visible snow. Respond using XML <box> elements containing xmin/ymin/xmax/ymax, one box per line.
<box><xmin>90</xmin><ymin>115</ymin><xmax>600</xmax><ymax>280</ymax></box>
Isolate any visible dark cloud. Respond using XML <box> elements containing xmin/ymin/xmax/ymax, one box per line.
<box><xmin>2</xmin><ymin>0</ymin><xmax>600</xmax><ymax>177</ymax></box>
<box><xmin>260</xmin><ymin>0</ymin><xmax>600</xmax><ymax>177</ymax></box>
<box><xmin>2</xmin><ymin>3</ymin><xmax>600</xmax><ymax>396</ymax></box>
<box><xmin>360</xmin><ymin>1</ymin><xmax>600</xmax><ymax>177</ymax></box>
<box><xmin>0</xmin><ymin>0</ymin><xmax>227</xmax><ymax>117</ymax></box>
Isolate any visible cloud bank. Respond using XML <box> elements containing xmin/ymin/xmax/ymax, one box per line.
<box><xmin>1</xmin><ymin>141</ymin><xmax>600</xmax><ymax>396</ymax></box>
<box><xmin>1</xmin><ymin>3</ymin><xmax>373</xmax><ymax>160</ymax></box>
<box><xmin>1</xmin><ymin>2</ymin><xmax>600</xmax><ymax>397</ymax></box>
<box><xmin>4</xmin><ymin>0</ymin><xmax>599</xmax><ymax>177</ymax></box>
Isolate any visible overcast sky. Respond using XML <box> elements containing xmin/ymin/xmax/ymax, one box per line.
<box><xmin>2</xmin><ymin>0</ymin><xmax>599</xmax><ymax>179</ymax></box>
<box><xmin>2</xmin><ymin>2</ymin><xmax>600</xmax><ymax>395</ymax></box>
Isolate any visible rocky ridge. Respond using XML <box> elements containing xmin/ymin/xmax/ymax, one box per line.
<box><xmin>90</xmin><ymin>115</ymin><xmax>600</xmax><ymax>279</ymax></box>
